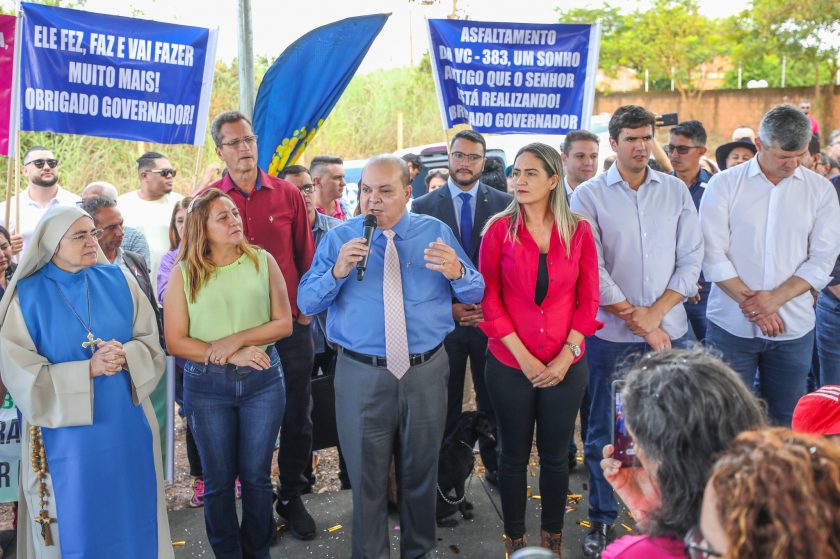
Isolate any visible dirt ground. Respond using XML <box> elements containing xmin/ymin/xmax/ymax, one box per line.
<box><xmin>0</xmin><ymin>384</ymin><xmax>582</xmax><ymax>534</ymax></box>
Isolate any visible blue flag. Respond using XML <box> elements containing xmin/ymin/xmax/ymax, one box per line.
<box><xmin>254</xmin><ymin>14</ymin><xmax>389</xmax><ymax>176</ymax></box>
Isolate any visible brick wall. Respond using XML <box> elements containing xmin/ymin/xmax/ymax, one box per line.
<box><xmin>594</xmin><ymin>85</ymin><xmax>839</xmax><ymax>145</ymax></box>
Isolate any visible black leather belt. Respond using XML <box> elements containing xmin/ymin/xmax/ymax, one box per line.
<box><xmin>342</xmin><ymin>343</ymin><xmax>443</xmax><ymax>368</ymax></box>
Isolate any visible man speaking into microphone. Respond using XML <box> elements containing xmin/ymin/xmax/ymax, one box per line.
<box><xmin>298</xmin><ymin>155</ymin><xmax>484</xmax><ymax>558</ymax></box>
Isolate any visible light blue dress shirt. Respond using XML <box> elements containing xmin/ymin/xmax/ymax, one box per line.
<box><xmin>447</xmin><ymin>179</ymin><xmax>479</xmax><ymax>230</ymax></box>
<box><xmin>298</xmin><ymin>210</ymin><xmax>485</xmax><ymax>356</ymax></box>
<box><xmin>570</xmin><ymin>164</ymin><xmax>703</xmax><ymax>343</ymax></box>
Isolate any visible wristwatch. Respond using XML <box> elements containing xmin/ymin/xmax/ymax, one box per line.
<box><xmin>451</xmin><ymin>262</ymin><xmax>466</xmax><ymax>281</ymax></box>
<box><xmin>564</xmin><ymin>341</ymin><xmax>581</xmax><ymax>358</ymax></box>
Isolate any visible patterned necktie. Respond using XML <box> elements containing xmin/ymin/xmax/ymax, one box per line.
<box><xmin>382</xmin><ymin>230</ymin><xmax>410</xmax><ymax>379</ymax></box>
<box><xmin>458</xmin><ymin>192</ymin><xmax>473</xmax><ymax>253</ymax></box>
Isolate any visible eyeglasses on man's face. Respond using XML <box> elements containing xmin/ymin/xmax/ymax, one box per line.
<box><xmin>148</xmin><ymin>168</ymin><xmax>177</xmax><ymax>178</ymax></box>
<box><xmin>450</xmin><ymin>152</ymin><xmax>483</xmax><ymax>163</ymax></box>
<box><xmin>297</xmin><ymin>184</ymin><xmax>315</xmax><ymax>194</ymax></box>
<box><xmin>26</xmin><ymin>159</ymin><xmax>59</xmax><ymax>169</ymax></box>
<box><xmin>219</xmin><ymin>135</ymin><xmax>258</xmax><ymax>149</ymax></box>
<box><xmin>664</xmin><ymin>145</ymin><xmax>703</xmax><ymax>156</ymax></box>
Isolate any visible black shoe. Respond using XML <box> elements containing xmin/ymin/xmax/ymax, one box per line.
<box><xmin>582</xmin><ymin>521</ymin><xmax>614</xmax><ymax>558</ymax></box>
<box><xmin>275</xmin><ymin>495</ymin><xmax>316</xmax><ymax>540</ymax></box>
<box><xmin>568</xmin><ymin>449</ymin><xmax>579</xmax><ymax>472</ymax></box>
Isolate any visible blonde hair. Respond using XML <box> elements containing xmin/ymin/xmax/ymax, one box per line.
<box><xmin>482</xmin><ymin>142</ymin><xmax>582</xmax><ymax>257</ymax></box>
<box><xmin>179</xmin><ymin>188</ymin><xmax>260</xmax><ymax>303</ymax></box>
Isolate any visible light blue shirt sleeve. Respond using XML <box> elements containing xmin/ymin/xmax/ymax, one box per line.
<box><xmin>297</xmin><ymin>212</ymin><xmax>484</xmax><ymax>355</ymax></box>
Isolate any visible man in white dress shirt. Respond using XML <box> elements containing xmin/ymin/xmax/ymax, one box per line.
<box><xmin>700</xmin><ymin>104</ymin><xmax>840</xmax><ymax>426</ymax></box>
<box><xmin>570</xmin><ymin>105</ymin><xmax>703</xmax><ymax>557</ymax></box>
<box><xmin>0</xmin><ymin>146</ymin><xmax>80</xmax><ymax>254</ymax></box>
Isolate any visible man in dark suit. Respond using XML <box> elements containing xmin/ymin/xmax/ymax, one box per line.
<box><xmin>412</xmin><ymin>129</ymin><xmax>512</xmax><ymax>482</ymax></box>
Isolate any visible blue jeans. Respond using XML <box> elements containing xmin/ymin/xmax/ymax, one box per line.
<box><xmin>684</xmin><ymin>283</ymin><xmax>709</xmax><ymax>343</ymax></box>
<box><xmin>584</xmin><ymin>334</ymin><xmax>687</xmax><ymax>525</ymax></box>
<box><xmin>706</xmin><ymin>321</ymin><xmax>813</xmax><ymax>426</ymax></box>
<box><xmin>185</xmin><ymin>348</ymin><xmax>285</xmax><ymax>559</ymax></box>
<box><xmin>816</xmin><ymin>292</ymin><xmax>840</xmax><ymax>386</ymax></box>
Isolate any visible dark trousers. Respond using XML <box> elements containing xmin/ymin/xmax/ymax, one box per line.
<box><xmin>584</xmin><ymin>335</ymin><xmax>688</xmax><ymax>524</ymax></box>
<box><xmin>706</xmin><ymin>321</ymin><xmax>814</xmax><ymax>425</ymax></box>
<box><xmin>275</xmin><ymin>321</ymin><xmax>315</xmax><ymax>500</ymax></box>
<box><xmin>335</xmin><ymin>347</ymin><xmax>448</xmax><ymax>559</ymax></box>
<box><xmin>568</xmin><ymin>387</ymin><xmax>590</xmax><ymax>456</ymax></box>
<box><xmin>176</xmin><ymin>361</ymin><xmax>203</xmax><ymax>478</ymax></box>
<box><xmin>684</xmin><ymin>283</ymin><xmax>710</xmax><ymax>344</ymax></box>
<box><xmin>443</xmin><ymin>325</ymin><xmax>498</xmax><ymax>473</ymax></box>
<box><xmin>485</xmin><ymin>353</ymin><xmax>587</xmax><ymax>538</ymax></box>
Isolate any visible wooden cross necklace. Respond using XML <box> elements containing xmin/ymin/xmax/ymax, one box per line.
<box><xmin>50</xmin><ymin>274</ymin><xmax>102</xmax><ymax>354</ymax></box>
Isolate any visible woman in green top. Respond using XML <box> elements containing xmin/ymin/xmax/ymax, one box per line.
<box><xmin>164</xmin><ymin>188</ymin><xmax>292</xmax><ymax>558</ymax></box>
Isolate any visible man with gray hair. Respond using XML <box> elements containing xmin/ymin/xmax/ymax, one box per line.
<box><xmin>298</xmin><ymin>154</ymin><xmax>484</xmax><ymax>558</ymax></box>
<box><xmin>81</xmin><ymin>181</ymin><xmax>151</xmax><ymax>268</ymax></box>
<box><xmin>700</xmin><ymin>104</ymin><xmax>840</xmax><ymax>425</ymax></box>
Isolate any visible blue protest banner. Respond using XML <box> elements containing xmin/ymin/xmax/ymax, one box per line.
<box><xmin>426</xmin><ymin>20</ymin><xmax>600</xmax><ymax>135</ymax></box>
<box><xmin>20</xmin><ymin>2</ymin><xmax>217</xmax><ymax>145</ymax></box>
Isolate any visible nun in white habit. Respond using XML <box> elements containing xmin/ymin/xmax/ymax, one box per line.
<box><xmin>0</xmin><ymin>205</ymin><xmax>172</xmax><ymax>559</ymax></box>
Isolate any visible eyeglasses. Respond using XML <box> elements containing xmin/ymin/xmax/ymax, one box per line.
<box><xmin>450</xmin><ymin>151</ymin><xmax>483</xmax><ymax>163</ymax></box>
<box><xmin>684</xmin><ymin>527</ymin><xmax>722</xmax><ymax>559</ymax></box>
<box><xmin>148</xmin><ymin>168</ymin><xmax>177</xmax><ymax>178</ymax></box>
<box><xmin>219</xmin><ymin>135</ymin><xmax>258</xmax><ymax>148</ymax></box>
<box><xmin>297</xmin><ymin>183</ymin><xmax>314</xmax><ymax>193</ymax></box>
<box><xmin>664</xmin><ymin>145</ymin><xmax>703</xmax><ymax>156</ymax></box>
<box><xmin>26</xmin><ymin>159</ymin><xmax>58</xmax><ymax>169</ymax></box>
<box><xmin>64</xmin><ymin>229</ymin><xmax>103</xmax><ymax>243</ymax></box>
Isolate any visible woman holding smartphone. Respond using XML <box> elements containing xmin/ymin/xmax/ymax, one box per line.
<box><xmin>479</xmin><ymin>142</ymin><xmax>601</xmax><ymax>555</ymax></box>
<box><xmin>164</xmin><ymin>188</ymin><xmax>292</xmax><ymax>558</ymax></box>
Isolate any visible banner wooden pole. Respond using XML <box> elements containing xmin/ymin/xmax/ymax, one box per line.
<box><xmin>192</xmin><ymin>146</ymin><xmax>203</xmax><ymax>192</ymax></box>
<box><xmin>13</xmin><ymin>130</ymin><xmax>20</xmax><ymax>229</ymax></box>
<box><xmin>4</xmin><ymin>156</ymin><xmax>11</xmax><ymax>227</ymax></box>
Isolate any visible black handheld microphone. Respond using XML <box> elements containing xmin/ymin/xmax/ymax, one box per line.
<box><xmin>356</xmin><ymin>213</ymin><xmax>378</xmax><ymax>281</ymax></box>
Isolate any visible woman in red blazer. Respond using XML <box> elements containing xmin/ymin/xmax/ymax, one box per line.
<box><xmin>479</xmin><ymin>142</ymin><xmax>601</xmax><ymax>555</ymax></box>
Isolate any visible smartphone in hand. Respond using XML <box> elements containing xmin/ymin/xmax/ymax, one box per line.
<box><xmin>656</xmin><ymin>113</ymin><xmax>679</xmax><ymax>127</ymax></box>
<box><xmin>612</xmin><ymin>380</ymin><xmax>638</xmax><ymax>467</ymax></box>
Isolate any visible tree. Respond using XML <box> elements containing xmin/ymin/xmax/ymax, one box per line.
<box><xmin>748</xmin><ymin>0</ymin><xmax>840</xmax><ymax>130</ymax></box>
<box><xmin>558</xmin><ymin>0</ymin><xmax>728</xmax><ymax>117</ymax></box>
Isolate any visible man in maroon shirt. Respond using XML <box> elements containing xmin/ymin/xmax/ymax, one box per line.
<box><xmin>208</xmin><ymin>110</ymin><xmax>318</xmax><ymax>540</ymax></box>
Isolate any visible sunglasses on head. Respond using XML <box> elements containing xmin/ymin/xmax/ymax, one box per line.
<box><xmin>148</xmin><ymin>168</ymin><xmax>177</xmax><ymax>178</ymax></box>
<box><xmin>26</xmin><ymin>159</ymin><xmax>58</xmax><ymax>169</ymax></box>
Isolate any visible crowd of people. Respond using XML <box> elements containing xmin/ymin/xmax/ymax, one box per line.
<box><xmin>0</xmin><ymin>101</ymin><xmax>838</xmax><ymax>559</ymax></box>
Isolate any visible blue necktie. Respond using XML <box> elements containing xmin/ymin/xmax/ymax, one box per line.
<box><xmin>458</xmin><ymin>192</ymin><xmax>473</xmax><ymax>253</ymax></box>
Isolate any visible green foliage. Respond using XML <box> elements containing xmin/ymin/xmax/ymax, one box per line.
<box><xmin>303</xmin><ymin>61</ymin><xmax>444</xmax><ymax>160</ymax></box>
<box><xmin>558</xmin><ymin>0</ymin><xmax>727</xmax><ymax>100</ymax></box>
<box><xmin>721</xmin><ymin>54</ymin><xmax>835</xmax><ymax>89</ymax></box>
